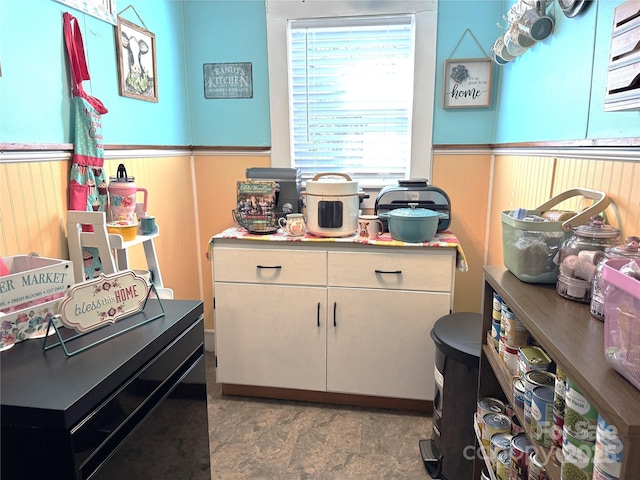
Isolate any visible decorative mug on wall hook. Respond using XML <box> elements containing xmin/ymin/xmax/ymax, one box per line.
<box><xmin>279</xmin><ymin>213</ymin><xmax>306</xmax><ymax>236</ymax></box>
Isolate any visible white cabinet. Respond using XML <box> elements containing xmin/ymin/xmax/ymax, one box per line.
<box><xmin>214</xmin><ymin>283</ymin><xmax>326</xmax><ymax>391</ymax></box>
<box><xmin>326</xmin><ymin>287</ymin><xmax>450</xmax><ymax>400</ymax></box>
<box><xmin>211</xmin><ymin>237</ymin><xmax>456</xmax><ymax>403</ymax></box>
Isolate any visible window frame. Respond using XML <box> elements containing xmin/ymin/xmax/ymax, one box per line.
<box><xmin>266</xmin><ymin>0</ymin><xmax>438</xmax><ymax>187</ymax></box>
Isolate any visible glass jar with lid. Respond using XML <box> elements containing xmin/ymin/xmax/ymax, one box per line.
<box><xmin>556</xmin><ymin>215</ymin><xmax>622</xmax><ymax>303</ymax></box>
<box><xmin>590</xmin><ymin>236</ymin><xmax>640</xmax><ymax>320</ymax></box>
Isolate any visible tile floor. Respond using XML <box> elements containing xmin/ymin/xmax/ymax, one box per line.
<box><xmin>205</xmin><ymin>353</ymin><xmax>433</xmax><ymax>480</ymax></box>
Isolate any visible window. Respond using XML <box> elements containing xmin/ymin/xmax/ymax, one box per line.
<box><xmin>267</xmin><ymin>0</ymin><xmax>438</xmax><ymax>187</ymax></box>
<box><xmin>289</xmin><ymin>16</ymin><xmax>414</xmax><ymax>183</ymax></box>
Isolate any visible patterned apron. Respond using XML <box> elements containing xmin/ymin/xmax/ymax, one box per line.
<box><xmin>63</xmin><ymin>12</ymin><xmax>109</xmax><ymax>280</ymax></box>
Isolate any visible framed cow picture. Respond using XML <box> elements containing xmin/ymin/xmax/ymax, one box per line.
<box><xmin>115</xmin><ymin>17</ymin><xmax>158</xmax><ymax>102</ymax></box>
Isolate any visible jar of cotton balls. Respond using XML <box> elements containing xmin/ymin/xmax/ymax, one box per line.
<box><xmin>556</xmin><ymin>215</ymin><xmax>621</xmax><ymax>303</ymax></box>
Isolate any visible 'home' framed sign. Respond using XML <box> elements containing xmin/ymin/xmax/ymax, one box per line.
<box><xmin>443</xmin><ymin>58</ymin><xmax>493</xmax><ymax>109</ymax></box>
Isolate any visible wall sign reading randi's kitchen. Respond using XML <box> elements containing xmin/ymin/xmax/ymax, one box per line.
<box><xmin>204</xmin><ymin>62</ymin><xmax>253</xmax><ymax>99</ymax></box>
<box><xmin>59</xmin><ymin>270</ymin><xmax>149</xmax><ymax>333</ymax></box>
<box><xmin>443</xmin><ymin>58</ymin><xmax>493</xmax><ymax>109</ymax></box>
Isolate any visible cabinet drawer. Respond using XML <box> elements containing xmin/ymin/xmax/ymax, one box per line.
<box><xmin>213</xmin><ymin>247</ymin><xmax>327</xmax><ymax>285</ymax></box>
<box><xmin>327</xmin><ymin>250</ymin><xmax>454</xmax><ymax>291</ymax></box>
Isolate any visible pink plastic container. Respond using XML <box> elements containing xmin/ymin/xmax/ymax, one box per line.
<box><xmin>602</xmin><ymin>258</ymin><xmax>640</xmax><ymax>391</ymax></box>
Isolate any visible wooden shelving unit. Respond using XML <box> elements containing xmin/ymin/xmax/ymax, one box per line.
<box><xmin>474</xmin><ymin>266</ymin><xmax>640</xmax><ymax>480</ymax></box>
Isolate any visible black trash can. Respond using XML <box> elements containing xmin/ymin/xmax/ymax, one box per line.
<box><xmin>419</xmin><ymin>312</ymin><xmax>482</xmax><ymax>480</ymax></box>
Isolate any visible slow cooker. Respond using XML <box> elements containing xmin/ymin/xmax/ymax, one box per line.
<box><xmin>303</xmin><ymin>173</ymin><xmax>360</xmax><ymax>237</ymax></box>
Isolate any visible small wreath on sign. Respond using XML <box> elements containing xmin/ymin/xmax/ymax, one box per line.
<box><xmin>450</xmin><ymin>64</ymin><xmax>470</xmax><ymax>84</ymax></box>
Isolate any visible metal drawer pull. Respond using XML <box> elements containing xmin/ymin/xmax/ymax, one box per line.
<box><xmin>317</xmin><ymin>302</ymin><xmax>320</xmax><ymax>327</ymax></box>
<box><xmin>333</xmin><ymin>302</ymin><xmax>337</xmax><ymax>327</ymax></box>
<box><xmin>256</xmin><ymin>265</ymin><xmax>282</xmax><ymax>269</ymax></box>
<box><xmin>375</xmin><ymin>269</ymin><xmax>402</xmax><ymax>275</ymax></box>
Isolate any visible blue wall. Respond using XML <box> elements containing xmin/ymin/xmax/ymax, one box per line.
<box><xmin>0</xmin><ymin>0</ymin><xmax>191</xmax><ymax>145</ymax></box>
<box><xmin>184</xmin><ymin>0</ymin><xmax>271</xmax><ymax>147</ymax></box>
<box><xmin>1</xmin><ymin>0</ymin><xmax>637</xmax><ymax>147</ymax></box>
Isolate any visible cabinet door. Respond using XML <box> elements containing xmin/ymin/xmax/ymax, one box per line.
<box><xmin>214</xmin><ymin>283</ymin><xmax>326</xmax><ymax>391</ymax></box>
<box><xmin>327</xmin><ymin>287</ymin><xmax>451</xmax><ymax>400</ymax></box>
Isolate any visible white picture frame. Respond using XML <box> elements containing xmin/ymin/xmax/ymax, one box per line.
<box><xmin>54</xmin><ymin>0</ymin><xmax>117</xmax><ymax>25</ymax></box>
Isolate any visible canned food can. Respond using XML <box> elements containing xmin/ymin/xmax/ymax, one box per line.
<box><xmin>497</xmin><ymin>448</ymin><xmax>511</xmax><ymax>480</ymax></box>
<box><xmin>524</xmin><ymin>370</ymin><xmax>555</xmax><ymax>424</ymax></box>
<box><xmin>554</xmin><ymin>367</ymin><xmax>567</xmax><ymax>418</ymax></box>
<box><xmin>565</xmin><ymin>378</ymin><xmax>598</xmax><ymax>441</ymax></box>
<box><xmin>530</xmin><ymin>385</ymin><xmax>554</xmax><ymax>447</ymax></box>
<box><xmin>481</xmin><ymin>466</ymin><xmax>492</xmax><ymax>480</ymax></box>
<box><xmin>510</xmin><ymin>433</ymin><xmax>534</xmax><ymax>480</ymax></box>
<box><xmin>593</xmin><ymin>467</ymin><xmax>620</xmax><ymax>480</ymax></box>
<box><xmin>512</xmin><ymin>414</ymin><xmax>523</xmax><ymax>435</ymax></box>
<box><xmin>594</xmin><ymin>415</ymin><xmax>623</xmax><ymax>479</ymax></box>
<box><xmin>478</xmin><ymin>397</ymin><xmax>506</xmax><ymax>426</ymax></box>
<box><xmin>504</xmin><ymin>316</ymin><xmax>530</xmax><ymax>347</ymax></box>
<box><xmin>513</xmin><ymin>376</ymin><xmax>526</xmax><ymax>409</ymax></box>
<box><xmin>491</xmin><ymin>432</ymin><xmax>513</xmax><ymax>467</ymax></box>
<box><xmin>528</xmin><ymin>451</ymin><xmax>547</xmax><ymax>480</ymax></box>
<box><xmin>483</xmin><ymin>413</ymin><xmax>512</xmax><ymax>449</ymax></box>
<box><xmin>518</xmin><ymin>346</ymin><xmax>552</xmax><ymax>376</ymax></box>
<box><xmin>551</xmin><ymin>412</ymin><xmax>564</xmax><ymax>463</ymax></box>
<box><xmin>562</xmin><ymin>426</ymin><xmax>595</xmax><ymax>480</ymax></box>
<box><xmin>493</xmin><ymin>292</ymin><xmax>504</xmax><ymax>311</ymax></box>
<box><xmin>492</xmin><ymin>318</ymin><xmax>501</xmax><ymax>350</ymax></box>
<box><xmin>499</xmin><ymin>335</ymin><xmax>506</xmax><ymax>360</ymax></box>
<box><xmin>504</xmin><ymin>343</ymin><xmax>520</xmax><ymax>376</ymax></box>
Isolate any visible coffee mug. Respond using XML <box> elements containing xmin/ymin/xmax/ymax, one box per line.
<box><xmin>140</xmin><ymin>215</ymin><xmax>156</xmax><ymax>235</ymax></box>
<box><xmin>278</xmin><ymin>213</ymin><xmax>306</xmax><ymax>236</ymax></box>
<box><xmin>358</xmin><ymin>215</ymin><xmax>384</xmax><ymax>239</ymax></box>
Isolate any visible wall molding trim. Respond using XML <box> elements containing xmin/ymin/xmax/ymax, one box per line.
<box><xmin>2</xmin><ymin>144</ymin><xmax>637</xmax><ymax>163</ymax></box>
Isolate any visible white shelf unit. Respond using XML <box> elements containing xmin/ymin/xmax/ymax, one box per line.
<box><xmin>67</xmin><ymin>210</ymin><xmax>172</xmax><ymax>298</ymax></box>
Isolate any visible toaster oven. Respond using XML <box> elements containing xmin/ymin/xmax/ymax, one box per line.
<box><xmin>375</xmin><ymin>179</ymin><xmax>451</xmax><ymax>232</ymax></box>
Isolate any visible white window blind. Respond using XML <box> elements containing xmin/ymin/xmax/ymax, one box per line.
<box><xmin>288</xmin><ymin>15</ymin><xmax>415</xmax><ymax>182</ymax></box>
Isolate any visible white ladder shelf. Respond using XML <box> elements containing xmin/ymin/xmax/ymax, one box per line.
<box><xmin>67</xmin><ymin>210</ymin><xmax>172</xmax><ymax>298</ymax></box>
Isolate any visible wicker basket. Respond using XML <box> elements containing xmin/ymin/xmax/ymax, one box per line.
<box><xmin>232</xmin><ymin>208</ymin><xmax>285</xmax><ymax>234</ymax></box>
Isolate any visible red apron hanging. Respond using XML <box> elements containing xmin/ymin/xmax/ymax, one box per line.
<box><xmin>63</xmin><ymin>12</ymin><xmax>109</xmax><ymax>281</ymax></box>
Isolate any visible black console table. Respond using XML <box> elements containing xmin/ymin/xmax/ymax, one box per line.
<box><xmin>1</xmin><ymin>299</ymin><xmax>211</xmax><ymax>480</ymax></box>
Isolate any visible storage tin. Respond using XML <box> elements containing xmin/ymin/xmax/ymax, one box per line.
<box><xmin>565</xmin><ymin>378</ymin><xmax>598</xmax><ymax>441</ymax></box>
<box><xmin>483</xmin><ymin>413</ymin><xmax>512</xmax><ymax>448</ymax></box>
<box><xmin>523</xmin><ymin>370</ymin><xmax>555</xmax><ymax>424</ymax></box>
<box><xmin>530</xmin><ymin>385</ymin><xmax>555</xmax><ymax>447</ymax></box>
<box><xmin>562</xmin><ymin>426</ymin><xmax>595</xmax><ymax>480</ymax></box>
<box><xmin>518</xmin><ymin>346</ymin><xmax>552</xmax><ymax>376</ymax></box>
<box><xmin>510</xmin><ymin>433</ymin><xmax>534</xmax><ymax>480</ymax></box>
<box><xmin>593</xmin><ymin>415</ymin><xmax>623</xmax><ymax>479</ymax></box>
